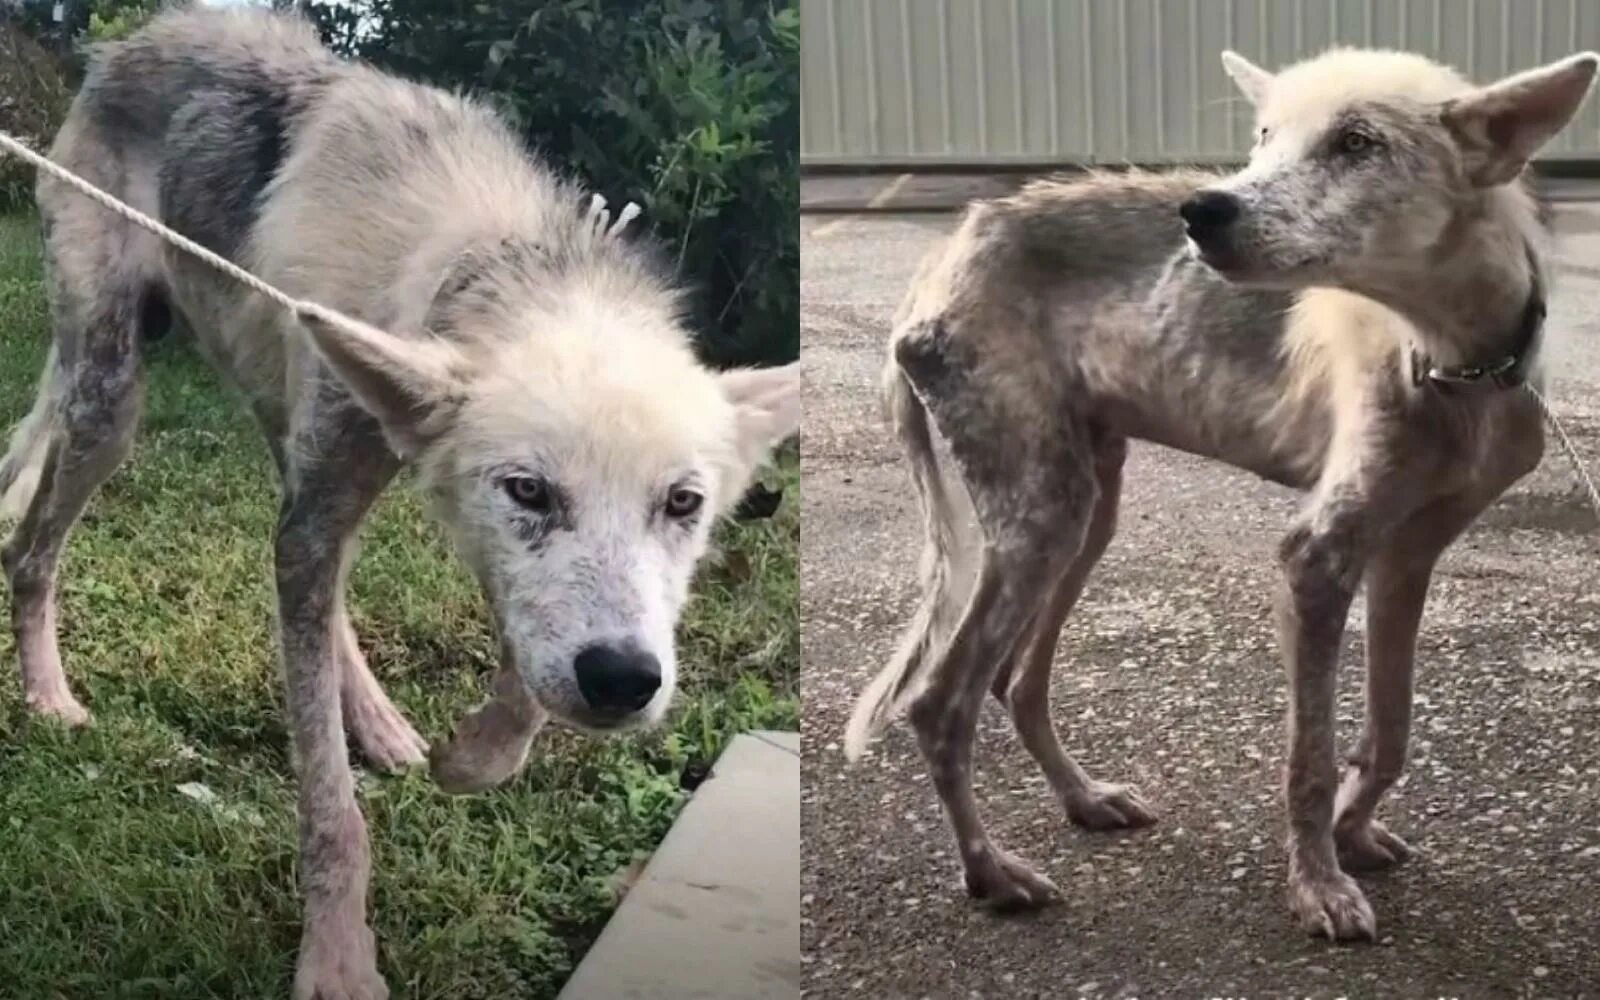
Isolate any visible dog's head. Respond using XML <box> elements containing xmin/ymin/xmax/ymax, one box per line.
<box><xmin>1182</xmin><ymin>47</ymin><xmax>1597</xmax><ymax>289</ymax></box>
<box><xmin>295</xmin><ymin>275</ymin><xmax>797</xmax><ymax>734</ymax></box>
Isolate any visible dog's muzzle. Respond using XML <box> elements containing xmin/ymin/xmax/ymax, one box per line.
<box><xmin>573</xmin><ymin>642</ymin><xmax>661</xmax><ymax>715</ymax></box>
<box><xmin>1179</xmin><ymin>190</ymin><xmax>1242</xmax><ymax>250</ymax></box>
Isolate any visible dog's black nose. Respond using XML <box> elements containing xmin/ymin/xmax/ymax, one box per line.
<box><xmin>1179</xmin><ymin>190</ymin><xmax>1241</xmax><ymax>241</ymax></box>
<box><xmin>574</xmin><ymin>644</ymin><xmax>661</xmax><ymax>713</ymax></box>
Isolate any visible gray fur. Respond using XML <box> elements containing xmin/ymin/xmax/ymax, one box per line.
<box><xmin>159</xmin><ymin>83</ymin><xmax>293</xmax><ymax>259</ymax></box>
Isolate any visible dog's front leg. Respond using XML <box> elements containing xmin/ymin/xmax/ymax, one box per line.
<box><xmin>276</xmin><ymin>450</ymin><xmax>397</xmax><ymax>1000</ymax></box>
<box><xmin>1274</xmin><ymin>515</ymin><xmax>1376</xmax><ymax>942</ymax></box>
<box><xmin>1331</xmin><ymin>546</ymin><xmax>1425</xmax><ymax>874</ymax></box>
<box><xmin>1334</xmin><ymin>491</ymin><xmax>1487</xmax><ymax>872</ymax></box>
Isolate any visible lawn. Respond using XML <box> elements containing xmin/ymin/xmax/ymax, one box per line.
<box><xmin>0</xmin><ymin>212</ymin><xmax>798</xmax><ymax>999</ymax></box>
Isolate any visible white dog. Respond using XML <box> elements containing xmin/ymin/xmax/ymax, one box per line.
<box><xmin>0</xmin><ymin>8</ymin><xmax>798</xmax><ymax>997</ymax></box>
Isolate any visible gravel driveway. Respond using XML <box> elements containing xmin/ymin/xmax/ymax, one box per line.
<box><xmin>800</xmin><ymin>205</ymin><xmax>1600</xmax><ymax>999</ymax></box>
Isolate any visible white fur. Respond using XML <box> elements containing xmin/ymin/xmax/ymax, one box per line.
<box><xmin>299</xmin><ymin>285</ymin><xmax>799</xmax><ymax>731</ymax></box>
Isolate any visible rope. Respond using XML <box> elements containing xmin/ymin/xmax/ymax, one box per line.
<box><xmin>0</xmin><ymin>130</ymin><xmax>309</xmax><ymax>316</ymax></box>
<box><xmin>1526</xmin><ymin>382</ymin><xmax>1600</xmax><ymax>526</ymax></box>
<box><xmin>0</xmin><ymin>129</ymin><xmax>643</xmax><ymax>336</ymax></box>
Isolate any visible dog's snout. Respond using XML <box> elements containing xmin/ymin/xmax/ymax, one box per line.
<box><xmin>574</xmin><ymin>644</ymin><xmax>661</xmax><ymax>713</ymax></box>
<box><xmin>1179</xmin><ymin>190</ymin><xmax>1241</xmax><ymax>242</ymax></box>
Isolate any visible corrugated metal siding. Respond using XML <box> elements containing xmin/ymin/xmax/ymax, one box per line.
<box><xmin>801</xmin><ymin>0</ymin><xmax>1600</xmax><ymax>165</ymax></box>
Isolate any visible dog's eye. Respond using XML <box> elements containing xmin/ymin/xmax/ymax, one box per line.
<box><xmin>503</xmin><ymin>475</ymin><xmax>552</xmax><ymax>513</ymax></box>
<box><xmin>1338</xmin><ymin>129</ymin><xmax>1374</xmax><ymax>154</ymax></box>
<box><xmin>1256</xmin><ymin>126</ymin><xmax>1270</xmax><ymax>143</ymax></box>
<box><xmin>664</xmin><ymin>487</ymin><xmax>703</xmax><ymax>520</ymax></box>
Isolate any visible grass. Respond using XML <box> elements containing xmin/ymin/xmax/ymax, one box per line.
<box><xmin>0</xmin><ymin>212</ymin><xmax>797</xmax><ymax>999</ymax></box>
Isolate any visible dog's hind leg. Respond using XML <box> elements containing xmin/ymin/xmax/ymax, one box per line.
<box><xmin>895</xmin><ymin>322</ymin><xmax>1098</xmax><ymax>912</ymax></box>
<box><xmin>1333</xmin><ymin>491</ymin><xmax>1490</xmax><ymax>872</ymax></box>
<box><xmin>335</xmin><ymin>608</ymin><xmax>428</xmax><ymax>772</ymax></box>
<box><xmin>2</xmin><ymin>222</ymin><xmax>151</xmax><ymax>724</ymax></box>
<box><xmin>991</xmin><ymin>432</ymin><xmax>1157</xmax><ymax>832</ymax></box>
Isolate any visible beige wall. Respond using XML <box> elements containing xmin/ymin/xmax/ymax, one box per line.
<box><xmin>801</xmin><ymin>0</ymin><xmax>1600</xmax><ymax>165</ymax></box>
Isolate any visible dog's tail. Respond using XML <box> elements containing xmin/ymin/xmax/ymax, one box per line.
<box><xmin>0</xmin><ymin>345</ymin><xmax>63</xmax><ymax>521</ymax></box>
<box><xmin>844</xmin><ymin>338</ymin><xmax>970</xmax><ymax>761</ymax></box>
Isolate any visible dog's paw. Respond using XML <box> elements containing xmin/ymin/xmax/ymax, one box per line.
<box><xmin>345</xmin><ymin>694</ymin><xmax>428</xmax><ymax>773</ymax></box>
<box><xmin>1064</xmin><ymin>780</ymin><xmax>1158</xmax><ymax>831</ymax></box>
<box><xmin>1336</xmin><ymin>817</ymin><xmax>1411</xmax><ymax>872</ymax></box>
<box><xmin>294</xmin><ymin>919</ymin><xmax>388</xmax><ymax>1000</ymax></box>
<box><xmin>1288</xmin><ymin>866</ymin><xmax>1377</xmax><ymax>942</ymax></box>
<box><xmin>428</xmin><ymin>706</ymin><xmax>532</xmax><ymax>794</ymax></box>
<box><xmin>429</xmin><ymin>674</ymin><xmax>546</xmax><ymax>795</ymax></box>
<box><xmin>964</xmin><ymin>846</ymin><xmax>1061</xmax><ymax>912</ymax></box>
<box><xmin>24</xmin><ymin>687</ymin><xmax>90</xmax><ymax>727</ymax></box>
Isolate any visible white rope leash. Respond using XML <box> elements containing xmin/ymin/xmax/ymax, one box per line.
<box><xmin>0</xmin><ymin>130</ymin><xmax>643</xmax><ymax>333</ymax></box>
<box><xmin>0</xmin><ymin>130</ymin><xmax>311</xmax><ymax>316</ymax></box>
<box><xmin>1526</xmin><ymin>382</ymin><xmax>1600</xmax><ymax>525</ymax></box>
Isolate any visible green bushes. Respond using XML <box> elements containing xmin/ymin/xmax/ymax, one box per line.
<box><xmin>0</xmin><ymin>0</ymin><xmax>161</xmax><ymax>210</ymax></box>
<box><xmin>86</xmin><ymin>0</ymin><xmax>161</xmax><ymax>42</ymax></box>
<box><xmin>0</xmin><ymin>22</ymin><xmax>72</xmax><ymax>212</ymax></box>
<box><xmin>306</xmin><ymin>0</ymin><xmax>798</xmax><ymax>367</ymax></box>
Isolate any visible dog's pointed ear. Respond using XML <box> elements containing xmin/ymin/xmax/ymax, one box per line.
<box><xmin>714</xmin><ymin>362</ymin><xmax>800</xmax><ymax>511</ymax></box>
<box><xmin>1222</xmin><ymin>50</ymin><xmax>1274</xmax><ymax>107</ymax></box>
<box><xmin>294</xmin><ymin>303</ymin><xmax>468</xmax><ymax>458</ymax></box>
<box><xmin>1443</xmin><ymin>52</ymin><xmax>1600</xmax><ymax>187</ymax></box>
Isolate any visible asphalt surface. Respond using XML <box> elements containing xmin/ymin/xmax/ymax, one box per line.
<box><xmin>800</xmin><ymin>206</ymin><xmax>1600</xmax><ymax>1000</ymax></box>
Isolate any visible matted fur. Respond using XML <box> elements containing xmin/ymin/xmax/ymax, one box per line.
<box><xmin>851</xmin><ymin>45</ymin><xmax>1596</xmax><ymax>941</ymax></box>
<box><xmin>0</xmin><ymin>9</ymin><xmax>797</xmax><ymax>998</ymax></box>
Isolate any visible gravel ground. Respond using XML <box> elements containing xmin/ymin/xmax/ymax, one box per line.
<box><xmin>800</xmin><ymin>206</ymin><xmax>1600</xmax><ymax>1000</ymax></box>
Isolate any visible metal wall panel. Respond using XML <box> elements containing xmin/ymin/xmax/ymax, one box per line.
<box><xmin>801</xmin><ymin>0</ymin><xmax>1600</xmax><ymax>165</ymax></box>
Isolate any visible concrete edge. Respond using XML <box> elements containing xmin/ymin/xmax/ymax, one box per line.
<box><xmin>556</xmin><ymin>731</ymin><xmax>800</xmax><ymax>999</ymax></box>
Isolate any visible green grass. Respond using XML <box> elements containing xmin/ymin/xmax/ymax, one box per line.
<box><xmin>0</xmin><ymin>212</ymin><xmax>797</xmax><ymax>999</ymax></box>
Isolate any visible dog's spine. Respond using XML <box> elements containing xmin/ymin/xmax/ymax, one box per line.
<box><xmin>844</xmin><ymin>344</ymin><xmax>963</xmax><ymax>761</ymax></box>
<box><xmin>0</xmin><ymin>344</ymin><xmax>62</xmax><ymax>521</ymax></box>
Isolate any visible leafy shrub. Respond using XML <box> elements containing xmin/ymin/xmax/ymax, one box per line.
<box><xmin>86</xmin><ymin>0</ymin><xmax>161</xmax><ymax>43</ymax></box>
<box><xmin>0</xmin><ymin>21</ymin><xmax>72</xmax><ymax>212</ymax></box>
<box><xmin>0</xmin><ymin>0</ymin><xmax>171</xmax><ymax>210</ymax></box>
<box><xmin>305</xmin><ymin>0</ymin><xmax>798</xmax><ymax>367</ymax></box>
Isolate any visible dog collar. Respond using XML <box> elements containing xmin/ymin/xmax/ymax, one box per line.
<box><xmin>1411</xmin><ymin>248</ymin><xmax>1546</xmax><ymax>391</ymax></box>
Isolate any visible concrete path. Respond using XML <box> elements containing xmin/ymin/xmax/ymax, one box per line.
<box><xmin>560</xmin><ymin>731</ymin><xmax>799</xmax><ymax>999</ymax></box>
<box><xmin>800</xmin><ymin>206</ymin><xmax>1600</xmax><ymax>998</ymax></box>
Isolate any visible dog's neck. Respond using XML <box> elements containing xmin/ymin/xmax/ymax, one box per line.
<box><xmin>1358</xmin><ymin>186</ymin><xmax>1546</xmax><ymax>384</ymax></box>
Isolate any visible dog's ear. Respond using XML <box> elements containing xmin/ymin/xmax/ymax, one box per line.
<box><xmin>714</xmin><ymin>362</ymin><xmax>800</xmax><ymax>511</ymax></box>
<box><xmin>1221</xmin><ymin>50</ymin><xmax>1274</xmax><ymax>107</ymax></box>
<box><xmin>294</xmin><ymin>303</ymin><xmax>469</xmax><ymax>458</ymax></box>
<box><xmin>1443</xmin><ymin>52</ymin><xmax>1600</xmax><ymax>187</ymax></box>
